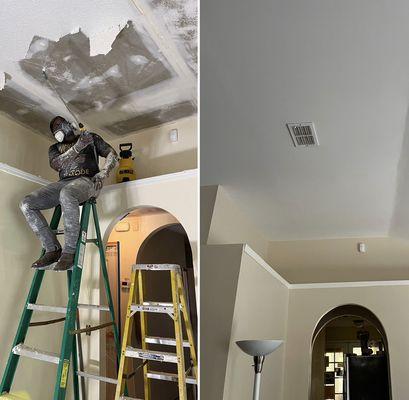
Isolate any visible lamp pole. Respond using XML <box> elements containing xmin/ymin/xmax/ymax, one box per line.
<box><xmin>236</xmin><ymin>340</ymin><xmax>284</xmax><ymax>400</ymax></box>
<box><xmin>252</xmin><ymin>355</ymin><xmax>265</xmax><ymax>400</ymax></box>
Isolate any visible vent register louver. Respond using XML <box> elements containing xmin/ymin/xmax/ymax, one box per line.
<box><xmin>286</xmin><ymin>122</ymin><xmax>319</xmax><ymax>147</ymax></box>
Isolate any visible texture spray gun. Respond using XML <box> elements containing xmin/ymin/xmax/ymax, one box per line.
<box><xmin>116</xmin><ymin>143</ymin><xmax>136</xmax><ymax>183</ymax></box>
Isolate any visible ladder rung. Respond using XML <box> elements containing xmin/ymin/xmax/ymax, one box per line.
<box><xmin>77</xmin><ymin>371</ymin><xmax>118</xmax><ymax>385</ymax></box>
<box><xmin>125</xmin><ymin>347</ymin><xmax>178</xmax><ymax>363</ymax></box>
<box><xmin>27</xmin><ymin>303</ymin><xmax>110</xmax><ymax>314</ymax></box>
<box><xmin>132</xmin><ymin>264</ymin><xmax>181</xmax><ymax>272</ymax></box>
<box><xmin>143</xmin><ymin>301</ymin><xmax>181</xmax><ymax>308</ymax></box>
<box><xmin>131</xmin><ymin>304</ymin><xmax>174</xmax><ymax>314</ymax></box>
<box><xmin>119</xmin><ymin>397</ymin><xmax>144</xmax><ymax>400</ymax></box>
<box><xmin>147</xmin><ymin>370</ymin><xmax>197</xmax><ymax>385</ymax></box>
<box><xmin>12</xmin><ymin>343</ymin><xmax>59</xmax><ymax>364</ymax></box>
<box><xmin>145</xmin><ymin>336</ymin><xmax>190</xmax><ymax>347</ymax></box>
<box><xmin>86</xmin><ymin>239</ymin><xmax>98</xmax><ymax>244</ymax></box>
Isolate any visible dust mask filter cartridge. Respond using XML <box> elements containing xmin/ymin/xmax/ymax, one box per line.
<box><xmin>54</xmin><ymin>130</ymin><xmax>65</xmax><ymax>143</ymax></box>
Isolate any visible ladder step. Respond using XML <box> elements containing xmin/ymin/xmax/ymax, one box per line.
<box><xmin>119</xmin><ymin>397</ymin><xmax>144</xmax><ymax>400</ymax></box>
<box><xmin>12</xmin><ymin>343</ymin><xmax>59</xmax><ymax>364</ymax></box>
<box><xmin>131</xmin><ymin>304</ymin><xmax>174</xmax><ymax>314</ymax></box>
<box><xmin>27</xmin><ymin>303</ymin><xmax>110</xmax><ymax>314</ymax></box>
<box><xmin>125</xmin><ymin>347</ymin><xmax>178</xmax><ymax>363</ymax></box>
<box><xmin>147</xmin><ymin>370</ymin><xmax>197</xmax><ymax>385</ymax></box>
<box><xmin>77</xmin><ymin>371</ymin><xmax>118</xmax><ymax>385</ymax></box>
<box><xmin>132</xmin><ymin>264</ymin><xmax>181</xmax><ymax>272</ymax></box>
<box><xmin>145</xmin><ymin>336</ymin><xmax>190</xmax><ymax>347</ymax></box>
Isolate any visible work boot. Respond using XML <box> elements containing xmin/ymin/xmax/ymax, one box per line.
<box><xmin>54</xmin><ymin>252</ymin><xmax>75</xmax><ymax>272</ymax></box>
<box><xmin>32</xmin><ymin>249</ymin><xmax>62</xmax><ymax>269</ymax></box>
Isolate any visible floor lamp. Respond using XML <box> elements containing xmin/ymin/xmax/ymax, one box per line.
<box><xmin>236</xmin><ymin>340</ymin><xmax>283</xmax><ymax>400</ymax></box>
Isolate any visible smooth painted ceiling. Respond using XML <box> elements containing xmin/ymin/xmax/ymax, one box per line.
<box><xmin>201</xmin><ymin>0</ymin><xmax>409</xmax><ymax>240</ymax></box>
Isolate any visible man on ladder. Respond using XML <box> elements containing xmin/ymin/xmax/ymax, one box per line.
<box><xmin>0</xmin><ymin>115</ymin><xmax>123</xmax><ymax>400</ymax></box>
<box><xmin>20</xmin><ymin>116</ymin><xmax>118</xmax><ymax>271</ymax></box>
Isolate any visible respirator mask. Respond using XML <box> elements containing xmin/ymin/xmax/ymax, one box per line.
<box><xmin>53</xmin><ymin>120</ymin><xmax>77</xmax><ymax>143</ymax></box>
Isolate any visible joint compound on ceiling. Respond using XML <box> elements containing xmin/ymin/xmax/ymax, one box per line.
<box><xmin>80</xmin><ymin>76</ymin><xmax>195</xmax><ymax>128</ymax></box>
<box><xmin>129</xmin><ymin>0</ymin><xmax>197</xmax><ymax>103</ymax></box>
<box><xmin>0</xmin><ymin>1</ymin><xmax>197</xmax><ymax>137</ymax></box>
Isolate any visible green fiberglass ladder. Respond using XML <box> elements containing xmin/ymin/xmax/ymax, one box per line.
<box><xmin>115</xmin><ymin>263</ymin><xmax>198</xmax><ymax>400</ymax></box>
<box><xmin>0</xmin><ymin>199</ymin><xmax>122</xmax><ymax>400</ymax></box>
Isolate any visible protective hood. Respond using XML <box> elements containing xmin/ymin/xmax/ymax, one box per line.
<box><xmin>50</xmin><ymin>117</ymin><xmax>77</xmax><ymax>143</ymax></box>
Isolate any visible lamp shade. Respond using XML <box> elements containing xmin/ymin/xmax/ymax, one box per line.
<box><xmin>236</xmin><ymin>340</ymin><xmax>283</xmax><ymax>356</ymax></box>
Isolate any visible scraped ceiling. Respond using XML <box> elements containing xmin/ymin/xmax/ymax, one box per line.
<box><xmin>0</xmin><ymin>0</ymin><xmax>197</xmax><ymax>138</ymax></box>
<box><xmin>201</xmin><ymin>0</ymin><xmax>409</xmax><ymax>241</ymax></box>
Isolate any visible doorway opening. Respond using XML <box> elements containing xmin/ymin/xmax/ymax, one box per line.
<box><xmin>101</xmin><ymin>206</ymin><xmax>197</xmax><ymax>400</ymax></box>
<box><xmin>310</xmin><ymin>304</ymin><xmax>391</xmax><ymax>400</ymax></box>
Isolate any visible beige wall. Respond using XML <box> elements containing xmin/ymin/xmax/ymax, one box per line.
<box><xmin>284</xmin><ymin>285</ymin><xmax>409</xmax><ymax>400</ymax></box>
<box><xmin>80</xmin><ymin>172</ymin><xmax>197</xmax><ymax>398</ymax></box>
<box><xmin>223</xmin><ymin>250</ymin><xmax>288</xmax><ymax>400</ymax></box>
<box><xmin>268</xmin><ymin>237</ymin><xmax>409</xmax><ymax>284</ymax></box>
<box><xmin>201</xmin><ymin>181</ymin><xmax>409</xmax><ymax>400</ymax></box>
<box><xmin>107</xmin><ymin>116</ymin><xmax>197</xmax><ymax>183</ymax></box>
<box><xmin>200</xmin><ymin>244</ymin><xmax>246</xmax><ymax>400</ymax></box>
<box><xmin>102</xmin><ymin>210</ymin><xmax>185</xmax><ymax>399</ymax></box>
<box><xmin>205</xmin><ymin>186</ymin><xmax>270</xmax><ymax>258</ymax></box>
<box><xmin>0</xmin><ymin>112</ymin><xmax>197</xmax><ymax>398</ymax></box>
<box><xmin>0</xmin><ymin>113</ymin><xmax>67</xmax><ymax>398</ymax></box>
<box><xmin>0</xmin><ymin>113</ymin><xmax>56</xmax><ymax>181</ymax></box>
<box><xmin>0</xmin><ymin>112</ymin><xmax>197</xmax><ymax>185</ymax></box>
<box><xmin>203</xmin><ymin>183</ymin><xmax>409</xmax><ymax>285</ymax></box>
<box><xmin>200</xmin><ymin>185</ymin><xmax>218</xmax><ymax>244</ymax></box>
<box><xmin>0</xmin><ymin>172</ymin><xmax>70</xmax><ymax>399</ymax></box>
<box><xmin>201</xmin><ymin>244</ymin><xmax>288</xmax><ymax>400</ymax></box>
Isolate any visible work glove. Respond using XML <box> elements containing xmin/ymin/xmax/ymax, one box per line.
<box><xmin>92</xmin><ymin>170</ymin><xmax>108</xmax><ymax>191</ymax></box>
<box><xmin>74</xmin><ymin>131</ymin><xmax>94</xmax><ymax>152</ymax></box>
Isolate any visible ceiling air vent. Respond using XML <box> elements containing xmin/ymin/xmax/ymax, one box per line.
<box><xmin>286</xmin><ymin>122</ymin><xmax>319</xmax><ymax>147</ymax></box>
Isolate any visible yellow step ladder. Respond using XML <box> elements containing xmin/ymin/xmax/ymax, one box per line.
<box><xmin>115</xmin><ymin>264</ymin><xmax>197</xmax><ymax>400</ymax></box>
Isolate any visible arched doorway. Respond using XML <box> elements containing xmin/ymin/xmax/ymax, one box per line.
<box><xmin>101</xmin><ymin>206</ymin><xmax>197</xmax><ymax>400</ymax></box>
<box><xmin>310</xmin><ymin>305</ymin><xmax>391</xmax><ymax>400</ymax></box>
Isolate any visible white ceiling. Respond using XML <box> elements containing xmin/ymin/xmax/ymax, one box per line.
<box><xmin>0</xmin><ymin>0</ymin><xmax>197</xmax><ymax>137</ymax></box>
<box><xmin>201</xmin><ymin>0</ymin><xmax>409</xmax><ymax>240</ymax></box>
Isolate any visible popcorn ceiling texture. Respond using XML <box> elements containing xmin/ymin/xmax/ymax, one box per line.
<box><xmin>0</xmin><ymin>0</ymin><xmax>197</xmax><ymax>137</ymax></box>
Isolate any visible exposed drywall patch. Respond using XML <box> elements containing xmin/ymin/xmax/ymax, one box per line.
<box><xmin>19</xmin><ymin>21</ymin><xmax>174</xmax><ymax>114</ymax></box>
<box><xmin>103</xmin><ymin>100</ymin><xmax>195</xmax><ymax>134</ymax></box>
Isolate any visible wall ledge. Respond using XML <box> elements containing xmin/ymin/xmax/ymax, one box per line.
<box><xmin>0</xmin><ymin>162</ymin><xmax>197</xmax><ymax>190</ymax></box>
<box><xmin>0</xmin><ymin>162</ymin><xmax>50</xmax><ymax>186</ymax></box>
<box><xmin>102</xmin><ymin>169</ymin><xmax>197</xmax><ymax>193</ymax></box>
